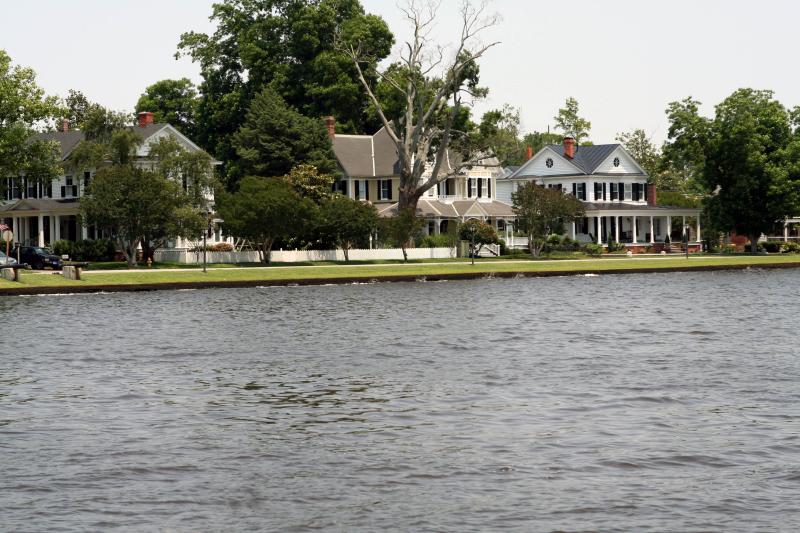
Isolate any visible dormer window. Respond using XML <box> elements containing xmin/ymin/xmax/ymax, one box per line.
<box><xmin>546</xmin><ymin>157</ymin><xmax>554</xmax><ymax>168</ymax></box>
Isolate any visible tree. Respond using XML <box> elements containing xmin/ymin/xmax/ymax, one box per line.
<box><xmin>135</xmin><ymin>78</ymin><xmax>198</xmax><ymax>137</ymax></box>
<box><xmin>664</xmin><ymin>89</ymin><xmax>800</xmax><ymax>252</ymax></box>
<box><xmin>512</xmin><ymin>183</ymin><xmax>585</xmax><ymax>257</ymax></box>
<box><xmin>660</xmin><ymin>97</ymin><xmax>710</xmax><ymax>193</ymax></box>
<box><xmin>317</xmin><ymin>195</ymin><xmax>378</xmax><ymax>261</ymax></box>
<box><xmin>459</xmin><ymin>219</ymin><xmax>499</xmax><ymax>257</ymax></box>
<box><xmin>0</xmin><ymin>50</ymin><xmax>62</xmax><ymax>196</ymax></box>
<box><xmin>64</xmin><ymin>89</ymin><xmax>93</xmax><ymax>129</ymax></box>
<box><xmin>176</xmin><ymin>0</ymin><xmax>393</xmax><ymax>180</ymax></box>
<box><xmin>521</xmin><ymin>130</ymin><xmax>564</xmax><ymax>158</ymax></box>
<box><xmin>475</xmin><ymin>105</ymin><xmax>523</xmax><ymax>166</ymax></box>
<box><xmin>379</xmin><ymin>208</ymin><xmax>425</xmax><ymax>262</ymax></box>
<box><xmin>80</xmin><ymin>165</ymin><xmax>198</xmax><ymax>267</ymax></box>
<box><xmin>343</xmin><ymin>0</ymin><xmax>499</xmax><ymax>211</ymax></box>
<box><xmin>233</xmin><ymin>87</ymin><xmax>337</xmax><ymax>181</ymax></box>
<box><xmin>615</xmin><ymin>129</ymin><xmax>661</xmax><ymax>181</ymax></box>
<box><xmin>217</xmin><ymin>177</ymin><xmax>315</xmax><ymax>263</ymax></box>
<box><xmin>279</xmin><ymin>164</ymin><xmax>336</xmax><ymax>203</ymax></box>
<box><xmin>553</xmin><ymin>97</ymin><xmax>591</xmax><ymax>144</ymax></box>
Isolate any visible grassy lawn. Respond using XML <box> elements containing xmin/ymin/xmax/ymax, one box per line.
<box><xmin>2</xmin><ymin>254</ymin><xmax>799</xmax><ymax>291</ymax></box>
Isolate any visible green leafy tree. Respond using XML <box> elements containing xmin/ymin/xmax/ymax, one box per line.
<box><xmin>233</xmin><ymin>87</ymin><xmax>337</xmax><ymax>181</ymax></box>
<box><xmin>317</xmin><ymin>194</ymin><xmax>378</xmax><ymax>261</ymax></box>
<box><xmin>64</xmin><ymin>89</ymin><xmax>94</xmax><ymax>129</ymax></box>
<box><xmin>176</xmin><ymin>0</ymin><xmax>393</xmax><ymax>180</ymax></box>
<box><xmin>475</xmin><ymin>105</ymin><xmax>523</xmax><ymax>166</ymax></box>
<box><xmin>217</xmin><ymin>176</ymin><xmax>315</xmax><ymax>263</ymax></box>
<box><xmin>512</xmin><ymin>182</ymin><xmax>585</xmax><ymax>257</ymax></box>
<box><xmin>660</xmin><ymin>97</ymin><xmax>711</xmax><ymax>193</ymax></box>
<box><xmin>554</xmin><ymin>97</ymin><xmax>591</xmax><ymax>144</ymax></box>
<box><xmin>521</xmin><ymin>131</ymin><xmax>564</xmax><ymax>158</ymax></box>
<box><xmin>379</xmin><ymin>207</ymin><xmax>425</xmax><ymax>262</ymax></box>
<box><xmin>459</xmin><ymin>219</ymin><xmax>499</xmax><ymax>257</ymax></box>
<box><xmin>135</xmin><ymin>78</ymin><xmax>198</xmax><ymax>137</ymax></box>
<box><xmin>279</xmin><ymin>164</ymin><xmax>336</xmax><ymax>203</ymax></box>
<box><xmin>615</xmin><ymin>129</ymin><xmax>662</xmax><ymax>182</ymax></box>
<box><xmin>0</xmin><ymin>50</ymin><xmax>62</xmax><ymax>196</ymax></box>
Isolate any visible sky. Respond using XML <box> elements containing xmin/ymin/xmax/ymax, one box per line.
<box><xmin>2</xmin><ymin>0</ymin><xmax>798</xmax><ymax>145</ymax></box>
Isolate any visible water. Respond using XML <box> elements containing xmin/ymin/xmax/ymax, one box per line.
<box><xmin>1</xmin><ymin>270</ymin><xmax>799</xmax><ymax>532</ymax></box>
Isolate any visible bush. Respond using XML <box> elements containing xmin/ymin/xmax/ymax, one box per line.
<box><xmin>763</xmin><ymin>241</ymin><xmax>783</xmax><ymax>253</ymax></box>
<box><xmin>419</xmin><ymin>234</ymin><xmax>452</xmax><ymax>248</ymax></box>
<box><xmin>781</xmin><ymin>241</ymin><xmax>800</xmax><ymax>254</ymax></box>
<box><xmin>719</xmin><ymin>244</ymin><xmax>737</xmax><ymax>254</ymax></box>
<box><xmin>51</xmin><ymin>239</ymin><xmax>116</xmax><ymax>261</ymax></box>
<box><xmin>546</xmin><ymin>234</ymin><xmax>562</xmax><ymax>246</ymax></box>
<box><xmin>51</xmin><ymin>240</ymin><xmax>74</xmax><ymax>257</ymax></box>
<box><xmin>583</xmin><ymin>243</ymin><xmax>604</xmax><ymax>257</ymax></box>
<box><xmin>607</xmin><ymin>241</ymin><xmax>625</xmax><ymax>252</ymax></box>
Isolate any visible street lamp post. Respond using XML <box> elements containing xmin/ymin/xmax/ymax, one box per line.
<box><xmin>683</xmin><ymin>224</ymin><xmax>690</xmax><ymax>259</ymax></box>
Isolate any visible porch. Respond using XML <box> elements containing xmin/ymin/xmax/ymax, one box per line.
<box><xmin>576</xmin><ymin>206</ymin><xmax>703</xmax><ymax>247</ymax></box>
<box><xmin>0</xmin><ymin>199</ymin><xmax>88</xmax><ymax>247</ymax></box>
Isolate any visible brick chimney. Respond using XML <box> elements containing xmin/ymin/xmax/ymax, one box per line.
<box><xmin>525</xmin><ymin>145</ymin><xmax>533</xmax><ymax>161</ymax></box>
<box><xmin>325</xmin><ymin>116</ymin><xmax>336</xmax><ymax>139</ymax></box>
<box><xmin>563</xmin><ymin>137</ymin><xmax>575</xmax><ymax>159</ymax></box>
<box><xmin>138</xmin><ymin>111</ymin><xmax>154</xmax><ymax>128</ymax></box>
<box><xmin>647</xmin><ymin>183</ymin><xmax>657</xmax><ymax>206</ymax></box>
<box><xmin>58</xmin><ymin>118</ymin><xmax>70</xmax><ymax>132</ymax></box>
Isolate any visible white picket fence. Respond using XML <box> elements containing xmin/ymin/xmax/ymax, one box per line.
<box><xmin>154</xmin><ymin>247</ymin><xmax>458</xmax><ymax>264</ymax></box>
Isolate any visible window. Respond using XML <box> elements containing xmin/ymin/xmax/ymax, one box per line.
<box><xmin>613</xmin><ymin>157</ymin><xmax>620</xmax><ymax>167</ymax></box>
<box><xmin>355</xmin><ymin>180</ymin><xmax>367</xmax><ymax>200</ymax></box>
<box><xmin>479</xmin><ymin>178</ymin><xmax>488</xmax><ymax>198</ymax></box>
<box><xmin>594</xmin><ymin>182</ymin><xmax>603</xmax><ymax>201</ymax></box>
<box><xmin>497</xmin><ymin>219</ymin><xmax>506</xmax><ymax>232</ymax></box>
<box><xmin>624</xmin><ymin>183</ymin><xmax>632</xmax><ymax>201</ymax></box>
<box><xmin>546</xmin><ymin>157</ymin><xmax>554</xmax><ymax>168</ymax></box>
<box><xmin>469</xmin><ymin>178</ymin><xmax>478</xmax><ymax>198</ymax></box>
<box><xmin>427</xmin><ymin>221</ymin><xmax>435</xmax><ymax>235</ymax></box>
<box><xmin>378</xmin><ymin>179</ymin><xmax>392</xmax><ymax>201</ymax></box>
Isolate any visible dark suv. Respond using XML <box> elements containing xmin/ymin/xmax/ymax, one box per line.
<box><xmin>12</xmin><ymin>246</ymin><xmax>63</xmax><ymax>270</ymax></box>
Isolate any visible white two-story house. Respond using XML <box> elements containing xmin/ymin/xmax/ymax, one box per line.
<box><xmin>0</xmin><ymin>112</ymin><xmax>226</xmax><ymax>249</ymax></box>
<box><xmin>497</xmin><ymin>137</ymin><xmax>702</xmax><ymax>251</ymax></box>
<box><xmin>328</xmin><ymin>117</ymin><xmax>515</xmax><ymax>238</ymax></box>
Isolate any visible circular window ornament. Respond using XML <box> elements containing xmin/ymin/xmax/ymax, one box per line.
<box><xmin>613</xmin><ymin>157</ymin><xmax>621</xmax><ymax>167</ymax></box>
<box><xmin>546</xmin><ymin>157</ymin><xmax>554</xmax><ymax>168</ymax></box>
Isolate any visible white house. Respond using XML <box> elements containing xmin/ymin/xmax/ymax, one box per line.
<box><xmin>328</xmin><ymin>117</ymin><xmax>516</xmax><ymax>237</ymax></box>
<box><xmin>0</xmin><ymin>112</ymin><xmax>227</xmax><ymax>249</ymax></box>
<box><xmin>497</xmin><ymin>137</ymin><xmax>703</xmax><ymax>251</ymax></box>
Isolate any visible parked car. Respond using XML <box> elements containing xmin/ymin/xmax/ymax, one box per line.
<box><xmin>0</xmin><ymin>250</ymin><xmax>17</xmax><ymax>265</ymax></box>
<box><xmin>11</xmin><ymin>246</ymin><xmax>62</xmax><ymax>270</ymax></box>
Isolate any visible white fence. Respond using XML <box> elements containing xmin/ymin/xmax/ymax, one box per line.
<box><xmin>155</xmin><ymin>247</ymin><xmax>458</xmax><ymax>264</ymax></box>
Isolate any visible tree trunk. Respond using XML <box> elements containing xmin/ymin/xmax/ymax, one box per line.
<box><xmin>750</xmin><ymin>232</ymin><xmax>759</xmax><ymax>254</ymax></box>
<box><xmin>121</xmin><ymin>239</ymin><xmax>139</xmax><ymax>268</ymax></box>
<box><xmin>401</xmin><ymin>244</ymin><xmax>408</xmax><ymax>263</ymax></box>
<box><xmin>342</xmin><ymin>245</ymin><xmax>349</xmax><ymax>263</ymax></box>
<box><xmin>262</xmin><ymin>238</ymin><xmax>274</xmax><ymax>264</ymax></box>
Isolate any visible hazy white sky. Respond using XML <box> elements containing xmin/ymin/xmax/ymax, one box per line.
<box><xmin>2</xmin><ymin>0</ymin><xmax>798</xmax><ymax>144</ymax></box>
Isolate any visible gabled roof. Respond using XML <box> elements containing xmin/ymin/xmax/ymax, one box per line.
<box><xmin>551</xmin><ymin>144</ymin><xmax>619</xmax><ymax>174</ymax></box>
<box><xmin>29</xmin><ymin>123</ymin><xmax>189</xmax><ymax>162</ymax></box>
<box><xmin>378</xmin><ymin>199</ymin><xmax>514</xmax><ymax>218</ymax></box>
<box><xmin>0</xmin><ymin>198</ymin><xmax>79</xmax><ymax>213</ymax></box>
<box><xmin>333</xmin><ymin>126</ymin><xmax>400</xmax><ymax>178</ymax></box>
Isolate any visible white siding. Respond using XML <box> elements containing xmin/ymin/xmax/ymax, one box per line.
<box><xmin>514</xmin><ymin>147</ymin><xmax>582</xmax><ymax>178</ymax></box>
<box><xmin>593</xmin><ymin>147</ymin><xmax>644</xmax><ymax>175</ymax></box>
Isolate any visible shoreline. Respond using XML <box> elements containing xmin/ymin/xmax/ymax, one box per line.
<box><xmin>2</xmin><ymin>260</ymin><xmax>799</xmax><ymax>296</ymax></box>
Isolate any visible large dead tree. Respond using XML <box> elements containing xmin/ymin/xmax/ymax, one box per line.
<box><xmin>343</xmin><ymin>0</ymin><xmax>499</xmax><ymax>211</ymax></box>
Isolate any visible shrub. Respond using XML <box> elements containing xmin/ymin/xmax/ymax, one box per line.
<box><xmin>762</xmin><ymin>241</ymin><xmax>783</xmax><ymax>253</ymax></box>
<box><xmin>51</xmin><ymin>240</ymin><xmax>74</xmax><ymax>257</ymax></box>
<box><xmin>583</xmin><ymin>243</ymin><xmax>604</xmax><ymax>257</ymax></box>
<box><xmin>719</xmin><ymin>244</ymin><xmax>737</xmax><ymax>254</ymax></box>
<box><xmin>546</xmin><ymin>234</ymin><xmax>562</xmax><ymax>245</ymax></box>
<box><xmin>607</xmin><ymin>241</ymin><xmax>625</xmax><ymax>252</ymax></box>
<box><xmin>419</xmin><ymin>234</ymin><xmax>452</xmax><ymax>248</ymax></box>
<box><xmin>210</xmin><ymin>242</ymin><xmax>233</xmax><ymax>252</ymax></box>
<box><xmin>781</xmin><ymin>241</ymin><xmax>800</xmax><ymax>254</ymax></box>
<box><xmin>51</xmin><ymin>239</ymin><xmax>116</xmax><ymax>261</ymax></box>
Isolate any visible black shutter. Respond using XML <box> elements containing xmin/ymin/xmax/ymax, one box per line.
<box><xmin>365</xmin><ymin>180</ymin><xmax>370</xmax><ymax>201</ymax></box>
<box><xmin>436</xmin><ymin>182</ymin><xmax>441</xmax><ymax>195</ymax></box>
<box><xmin>488</xmin><ymin>178</ymin><xmax>492</xmax><ymax>198</ymax></box>
<box><xmin>478</xmin><ymin>178</ymin><xmax>483</xmax><ymax>198</ymax></box>
<box><xmin>572</xmin><ymin>183</ymin><xmax>577</xmax><ymax>197</ymax></box>
<box><xmin>387</xmin><ymin>179</ymin><xmax>392</xmax><ymax>201</ymax></box>
<box><xmin>619</xmin><ymin>183</ymin><xmax>625</xmax><ymax>200</ymax></box>
<box><xmin>468</xmin><ymin>178</ymin><xmax>472</xmax><ymax>198</ymax></box>
<box><xmin>445</xmin><ymin>179</ymin><xmax>451</xmax><ymax>195</ymax></box>
<box><xmin>603</xmin><ymin>182</ymin><xmax>607</xmax><ymax>201</ymax></box>
<box><xmin>355</xmin><ymin>180</ymin><xmax>360</xmax><ymax>199</ymax></box>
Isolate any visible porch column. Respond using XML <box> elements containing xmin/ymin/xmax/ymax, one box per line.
<box><xmin>682</xmin><ymin>216</ymin><xmax>687</xmax><ymax>240</ymax></box>
<box><xmin>632</xmin><ymin>216</ymin><xmax>638</xmax><ymax>244</ymax></box>
<box><xmin>596</xmin><ymin>216</ymin><xmax>602</xmax><ymax>244</ymax></box>
<box><xmin>649</xmin><ymin>216</ymin><xmax>655</xmax><ymax>244</ymax></box>
<box><xmin>12</xmin><ymin>217</ymin><xmax>19</xmax><ymax>243</ymax></box>
<box><xmin>54</xmin><ymin>215</ymin><xmax>61</xmax><ymax>241</ymax></box>
<box><xmin>614</xmin><ymin>216</ymin><xmax>620</xmax><ymax>243</ymax></box>
<box><xmin>696</xmin><ymin>217</ymin><xmax>701</xmax><ymax>243</ymax></box>
<box><xmin>80</xmin><ymin>219</ymin><xmax>88</xmax><ymax>240</ymax></box>
<box><xmin>784</xmin><ymin>221</ymin><xmax>789</xmax><ymax>242</ymax></box>
<box><xmin>667</xmin><ymin>216</ymin><xmax>672</xmax><ymax>239</ymax></box>
<box><xmin>37</xmin><ymin>214</ymin><xmax>45</xmax><ymax>247</ymax></box>
<box><xmin>571</xmin><ymin>221</ymin><xmax>576</xmax><ymax>240</ymax></box>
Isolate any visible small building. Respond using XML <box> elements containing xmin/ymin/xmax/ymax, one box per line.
<box><xmin>497</xmin><ymin>137</ymin><xmax>702</xmax><ymax>251</ymax></box>
<box><xmin>328</xmin><ymin>118</ymin><xmax>516</xmax><ymax>238</ymax></box>
<box><xmin>0</xmin><ymin>112</ymin><xmax>227</xmax><ymax>249</ymax></box>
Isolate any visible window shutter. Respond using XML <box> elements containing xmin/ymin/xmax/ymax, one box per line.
<box><xmin>468</xmin><ymin>178</ymin><xmax>472</xmax><ymax>198</ymax></box>
<box><xmin>603</xmin><ymin>183</ymin><xmax>607</xmax><ymax>201</ymax></box>
<box><xmin>572</xmin><ymin>183</ymin><xmax>577</xmax><ymax>197</ymax></box>
<box><xmin>643</xmin><ymin>183</ymin><xmax>648</xmax><ymax>202</ymax></box>
<box><xmin>436</xmin><ymin>182</ymin><xmax>441</xmax><ymax>195</ymax></box>
<box><xmin>387</xmin><ymin>179</ymin><xmax>392</xmax><ymax>201</ymax></box>
<box><xmin>355</xmin><ymin>180</ymin><xmax>360</xmax><ymax>199</ymax></box>
<box><xmin>366</xmin><ymin>180</ymin><xmax>370</xmax><ymax>201</ymax></box>
<box><xmin>478</xmin><ymin>178</ymin><xmax>483</xmax><ymax>198</ymax></box>
<box><xmin>488</xmin><ymin>178</ymin><xmax>492</xmax><ymax>198</ymax></box>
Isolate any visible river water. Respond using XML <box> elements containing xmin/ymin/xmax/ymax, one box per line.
<box><xmin>1</xmin><ymin>270</ymin><xmax>799</xmax><ymax>532</ymax></box>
